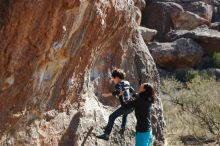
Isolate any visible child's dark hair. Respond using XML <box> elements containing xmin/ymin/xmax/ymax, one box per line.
<box><xmin>142</xmin><ymin>83</ymin><xmax>157</xmax><ymax>103</ymax></box>
<box><xmin>111</xmin><ymin>69</ymin><xmax>126</xmax><ymax>79</ymax></box>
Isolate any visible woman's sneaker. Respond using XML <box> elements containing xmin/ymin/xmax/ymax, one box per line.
<box><xmin>96</xmin><ymin>133</ymin><xmax>109</xmax><ymax>141</ymax></box>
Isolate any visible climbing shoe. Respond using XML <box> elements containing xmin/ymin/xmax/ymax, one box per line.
<box><xmin>96</xmin><ymin>133</ymin><xmax>109</xmax><ymax>141</ymax></box>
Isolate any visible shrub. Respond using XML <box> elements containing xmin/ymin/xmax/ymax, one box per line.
<box><xmin>199</xmin><ymin>71</ymin><xmax>211</xmax><ymax>80</ymax></box>
<box><xmin>199</xmin><ymin>57</ymin><xmax>214</xmax><ymax>69</ymax></box>
<box><xmin>185</xmin><ymin>70</ymin><xmax>199</xmax><ymax>81</ymax></box>
<box><xmin>175</xmin><ymin>70</ymin><xmax>187</xmax><ymax>82</ymax></box>
<box><xmin>175</xmin><ymin>69</ymin><xmax>199</xmax><ymax>82</ymax></box>
<box><xmin>161</xmin><ymin>78</ymin><xmax>220</xmax><ymax>145</ymax></box>
<box><xmin>213</xmin><ymin>52</ymin><xmax>220</xmax><ymax>68</ymax></box>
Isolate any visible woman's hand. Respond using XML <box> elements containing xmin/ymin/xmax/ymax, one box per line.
<box><xmin>102</xmin><ymin>93</ymin><xmax>112</xmax><ymax>97</ymax></box>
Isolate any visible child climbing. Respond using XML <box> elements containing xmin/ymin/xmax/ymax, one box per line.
<box><xmin>97</xmin><ymin>68</ymin><xmax>134</xmax><ymax>141</ymax></box>
<box><xmin>124</xmin><ymin>83</ymin><xmax>156</xmax><ymax>146</ymax></box>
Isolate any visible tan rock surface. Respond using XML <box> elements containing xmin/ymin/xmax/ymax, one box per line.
<box><xmin>0</xmin><ymin>0</ymin><xmax>165</xmax><ymax>146</ymax></box>
<box><xmin>171</xmin><ymin>11</ymin><xmax>210</xmax><ymax>30</ymax></box>
<box><xmin>138</xmin><ymin>26</ymin><xmax>157</xmax><ymax>42</ymax></box>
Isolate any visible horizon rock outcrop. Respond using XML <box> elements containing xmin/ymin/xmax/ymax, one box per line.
<box><xmin>0</xmin><ymin>0</ymin><xmax>165</xmax><ymax>146</ymax></box>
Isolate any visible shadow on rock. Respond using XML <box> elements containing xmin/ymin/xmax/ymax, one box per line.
<box><xmin>58</xmin><ymin>112</ymin><xmax>80</xmax><ymax>146</ymax></box>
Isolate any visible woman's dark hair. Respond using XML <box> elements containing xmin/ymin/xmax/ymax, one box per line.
<box><xmin>111</xmin><ymin>69</ymin><xmax>126</xmax><ymax>79</ymax></box>
<box><xmin>142</xmin><ymin>83</ymin><xmax>157</xmax><ymax>103</ymax></box>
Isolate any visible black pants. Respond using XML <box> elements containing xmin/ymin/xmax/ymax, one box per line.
<box><xmin>104</xmin><ymin>106</ymin><xmax>133</xmax><ymax>135</ymax></box>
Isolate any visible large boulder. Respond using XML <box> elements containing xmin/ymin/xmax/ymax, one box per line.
<box><xmin>166</xmin><ymin>26</ymin><xmax>220</xmax><ymax>54</ymax></box>
<box><xmin>0</xmin><ymin>0</ymin><xmax>165</xmax><ymax>146</ymax></box>
<box><xmin>141</xmin><ymin>2</ymin><xmax>184</xmax><ymax>41</ymax></box>
<box><xmin>141</xmin><ymin>1</ymin><xmax>210</xmax><ymax>40</ymax></box>
<box><xmin>148</xmin><ymin>38</ymin><xmax>203</xmax><ymax>69</ymax></box>
<box><xmin>156</xmin><ymin>0</ymin><xmax>219</xmax><ymax>23</ymax></box>
<box><xmin>179</xmin><ymin>1</ymin><xmax>213</xmax><ymax>22</ymax></box>
<box><xmin>171</xmin><ymin>11</ymin><xmax>210</xmax><ymax>30</ymax></box>
<box><xmin>138</xmin><ymin>26</ymin><xmax>157</xmax><ymax>42</ymax></box>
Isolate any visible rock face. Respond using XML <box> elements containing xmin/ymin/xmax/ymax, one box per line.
<box><xmin>166</xmin><ymin>26</ymin><xmax>220</xmax><ymax>54</ymax></box>
<box><xmin>0</xmin><ymin>0</ymin><xmax>165</xmax><ymax>146</ymax></box>
<box><xmin>138</xmin><ymin>26</ymin><xmax>157</xmax><ymax>42</ymax></box>
<box><xmin>148</xmin><ymin>38</ymin><xmax>203</xmax><ymax>69</ymax></box>
<box><xmin>141</xmin><ymin>2</ymin><xmax>184</xmax><ymax>41</ymax></box>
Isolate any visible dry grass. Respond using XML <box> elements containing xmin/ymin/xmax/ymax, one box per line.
<box><xmin>161</xmin><ymin>77</ymin><xmax>220</xmax><ymax>146</ymax></box>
